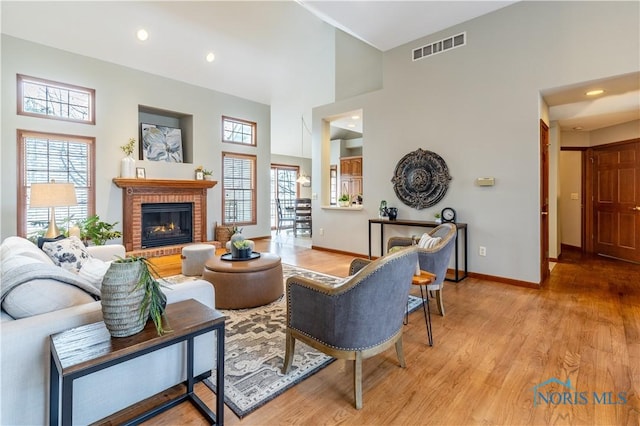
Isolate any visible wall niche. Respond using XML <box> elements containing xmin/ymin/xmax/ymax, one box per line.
<box><xmin>138</xmin><ymin>105</ymin><xmax>194</xmax><ymax>164</ymax></box>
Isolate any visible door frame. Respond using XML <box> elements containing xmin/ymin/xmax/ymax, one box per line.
<box><xmin>540</xmin><ymin>120</ymin><xmax>550</xmax><ymax>284</ymax></box>
<box><xmin>584</xmin><ymin>137</ymin><xmax>640</xmax><ymax>255</ymax></box>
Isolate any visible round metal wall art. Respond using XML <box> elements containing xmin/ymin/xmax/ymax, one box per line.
<box><xmin>391</xmin><ymin>148</ymin><xmax>452</xmax><ymax>210</ymax></box>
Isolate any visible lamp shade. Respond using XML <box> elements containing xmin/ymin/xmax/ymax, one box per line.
<box><xmin>30</xmin><ymin>182</ymin><xmax>77</xmax><ymax>208</ymax></box>
<box><xmin>296</xmin><ymin>174</ymin><xmax>310</xmax><ymax>185</ymax></box>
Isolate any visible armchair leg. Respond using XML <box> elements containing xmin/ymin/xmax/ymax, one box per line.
<box><xmin>282</xmin><ymin>330</ymin><xmax>295</xmax><ymax>373</ymax></box>
<box><xmin>354</xmin><ymin>352</ymin><xmax>363</xmax><ymax>409</ymax></box>
<box><xmin>435</xmin><ymin>289</ymin><xmax>445</xmax><ymax>316</ymax></box>
<box><xmin>395</xmin><ymin>336</ymin><xmax>406</xmax><ymax>368</ymax></box>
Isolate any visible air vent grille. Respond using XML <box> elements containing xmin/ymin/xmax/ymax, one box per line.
<box><xmin>412</xmin><ymin>32</ymin><xmax>466</xmax><ymax>61</ymax></box>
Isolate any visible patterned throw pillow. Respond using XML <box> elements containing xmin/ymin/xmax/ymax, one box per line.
<box><xmin>417</xmin><ymin>233</ymin><xmax>442</xmax><ymax>249</ymax></box>
<box><xmin>42</xmin><ymin>236</ymin><xmax>90</xmax><ymax>274</ymax></box>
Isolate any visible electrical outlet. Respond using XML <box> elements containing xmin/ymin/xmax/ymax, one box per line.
<box><xmin>319</xmin><ymin>228</ymin><xmax>324</xmax><ymax>236</ymax></box>
<box><xmin>479</xmin><ymin>246</ymin><xmax>487</xmax><ymax>256</ymax></box>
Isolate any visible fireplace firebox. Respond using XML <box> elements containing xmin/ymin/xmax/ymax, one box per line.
<box><xmin>141</xmin><ymin>203</ymin><xmax>193</xmax><ymax>248</ymax></box>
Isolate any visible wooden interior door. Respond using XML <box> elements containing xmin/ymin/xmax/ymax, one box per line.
<box><xmin>540</xmin><ymin>121</ymin><xmax>550</xmax><ymax>282</ymax></box>
<box><xmin>593</xmin><ymin>140</ymin><xmax>640</xmax><ymax>263</ymax></box>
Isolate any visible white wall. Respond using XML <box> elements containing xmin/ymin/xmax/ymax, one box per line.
<box><xmin>311</xmin><ymin>1</ymin><xmax>640</xmax><ymax>284</ymax></box>
<box><xmin>1</xmin><ymin>35</ymin><xmax>271</xmax><ymax>241</ymax></box>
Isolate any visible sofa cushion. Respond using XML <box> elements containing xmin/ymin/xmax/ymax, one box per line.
<box><xmin>42</xmin><ymin>236</ymin><xmax>90</xmax><ymax>273</ymax></box>
<box><xmin>36</xmin><ymin>234</ymin><xmax>66</xmax><ymax>249</ymax></box>
<box><xmin>1</xmin><ymin>236</ymin><xmax>54</xmax><ymax>265</ymax></box>
<box><xmin>0</xmin><ymin>255</ymin><xmax>96</xmax><ymax>319</ymax></box>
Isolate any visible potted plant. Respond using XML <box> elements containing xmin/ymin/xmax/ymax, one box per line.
<box><xmin>101</xmin><ymin>256</ymin><xmax>169</xmax><ymax>337</ymax></box>
<box><xmin>79</xmin><ymin>215</ymin><xmax>122</xmax><ymax>245</ymax></box>
<box><xmin>338</xmin><ymin>194</ymin><xmax>351</xmax><ymax>207</ymax></box>
<box><xmin>232</xmin><ymin>239</ymin><xmax>252</xmax><ymax>259</ymax></box>
<box><xmin>434</xmin><ymin>213</ymin><xmax>442</xmax><ymax>224</ymax></box>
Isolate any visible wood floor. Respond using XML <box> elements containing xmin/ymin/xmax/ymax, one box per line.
<box><xmin>105</xmin><ymin>241</ymin><xmax>639</xmax><ymax>426</ymax></box>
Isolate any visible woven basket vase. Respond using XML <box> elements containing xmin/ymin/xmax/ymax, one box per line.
<box><xmin>101</xmin><ymin>261</ymin><xmax>150</xmax><ymax>338</ymax></box>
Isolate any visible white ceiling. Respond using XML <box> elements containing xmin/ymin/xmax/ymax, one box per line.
<box><xmin>2</xmin><ymin>1</ymin><xmax>637</xmax><ymax>154</ymax></box>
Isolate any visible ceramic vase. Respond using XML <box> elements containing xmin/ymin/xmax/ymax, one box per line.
<box><xmin>101</xmin><ymin>261</ymin><xmax>149</xmax><ymax>337</ymax></box>
<box><xmin>120</xmin><ymin>155</ymin><xmax>136</xmax><ymax>178</ymax></box>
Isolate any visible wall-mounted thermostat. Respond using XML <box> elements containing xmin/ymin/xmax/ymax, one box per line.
<box><xmin>476</xmin><ymin>177</ymin><xmax>495</xmax><ymax>186</ymax></box>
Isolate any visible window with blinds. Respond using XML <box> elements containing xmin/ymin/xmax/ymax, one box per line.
<box><xmin>222</xmin><ymin>152</ymin><xmax>256</xmax><ymax>226</ymax></box>
<box><xmin>17</xmin><ymin>74</ymin><xmax>95</xmax><ymax>124</ymax></box>
<box><xmin>222</xmin><ymin>116</ymin><xmax>256</xmax><ymax>146</ymax></box>
<box><xmin>18</xmin><ymin>130</ymin><xmax>95</xmax><ymax>238</ymax></box>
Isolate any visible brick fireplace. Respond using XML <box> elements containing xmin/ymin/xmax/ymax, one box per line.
<box><xmin>112</xmin><ymin>178</ymin><xmax>217</xmax><ymax>256</ymax></box>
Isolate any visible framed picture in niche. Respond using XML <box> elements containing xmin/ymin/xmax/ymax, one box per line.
<box><xmin>136</xmin><ymin>167</ymin><xmax>146</xmax><ymax>179</ymax></box>
<box><xmin>141</xmin><ymin>123</ymin><xmax>183</xmax><ymax>163</ymax></box>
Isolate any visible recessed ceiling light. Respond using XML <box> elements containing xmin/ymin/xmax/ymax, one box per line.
<box><xmin>137</xmin><ymin>29</ymin><xmax>149</xmax><ymax>41</ymax></box>
<box><xmin>573</xmin><ymin>126</ymin><xmax>584</xmax><ymax>131</ymax></box>
<box><xmin>351</xmin><ymin>115</ymin><xmax>360</xmax><ymax>120</ymax></box>
<box><xmin>206</xmin><ymin>52</ymin><xmax>216</xmax><ymax>63</ymax></box>
<box><xmin>585</xmin><ymin>89</ymin><xmax>604</xmax><ymax>96</ymax></box>
<box><xmin>348</xmin><ymin>124</ymin><xmax>356</xmax><ymax>128</ymax></box>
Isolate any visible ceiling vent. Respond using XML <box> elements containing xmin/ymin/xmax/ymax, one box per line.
<box><xmin>412</xmin><ymin>32</ymin><xmax>466</xmax><ymax>62</ymax></box>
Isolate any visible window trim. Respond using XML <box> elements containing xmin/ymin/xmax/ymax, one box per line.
<box><xmin>221</xmin><ymin>151</ymin><xmax>257</xmax><ymax>226</ymax></box>
<box><xmin>17</xmin><ymin>129</ymin><xmax>96</xmax><ymax>237</ymax></box>
<box><xmin>222</xmin><ymin>115</ymin><xmax>257</xmax><ymax>146</ymax></box>
<box><xmin>17</xmin><ymin>74</ymin><xmax>96</xmax><ymax>125</ymax></box>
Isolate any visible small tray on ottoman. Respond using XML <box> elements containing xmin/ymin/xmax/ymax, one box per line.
<box><xmin>220</xmin><ymin>252</ymin><xmax>261</xmax><ymax>261</ymax></box>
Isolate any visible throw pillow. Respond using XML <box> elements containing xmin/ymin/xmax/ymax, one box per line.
<box><xmin>417</xmin><ymin>233</ymin><xmax>442</xmax><ymax>249</ymax></box>
<box><xmin>78</xmin><ymin>257</ymin><xmax>110</xmax><ymax>290</ymax></box>
<box><xmin>37</xmin><ymin>234</ymin><xmax>65</xmax><ymax>249</ymax></box>
<box><xmin>42</xmin><ymin>236</ymin><xmax>90</xmax><ymax>274</ymax></box>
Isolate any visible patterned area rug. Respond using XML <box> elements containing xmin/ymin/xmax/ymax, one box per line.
<box><xmin>165</xmin><ymin>264</ymin><xmax>424</xmax><ymax>418</ymax></box>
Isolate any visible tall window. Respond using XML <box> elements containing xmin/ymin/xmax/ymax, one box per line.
<box><xmin>222</xmin><ymin>116</ymin><xmax>256</xmax><ymax>146</ymax></box>
<box><xmin>18</xmin><ymin>130</ymin><xmax>95</xmax><ymax>238</ymax></box>
<box><xmin>222</xmin><ymin>152</ymin><xmax>256</xmax><ymax>225</ymax></box>
<box><xmin>270</xmin><ymin>165</ymin><xmax>299</xmax><ymax>228</ymax></box>
<box><xmin>17</xmin><ymin>74</ymin><xmax>95</xmax><ymax>124</ymax></box>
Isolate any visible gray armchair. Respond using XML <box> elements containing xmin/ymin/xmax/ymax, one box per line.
<box><xmin>282</xmin><ymin>247</ymin><xmax>419</xmax><ymax>409</ymax></box>
<box><xmin>387</xmin><ymin>223</ymin><xmax>457</xmax><ymax>315</ymax></box>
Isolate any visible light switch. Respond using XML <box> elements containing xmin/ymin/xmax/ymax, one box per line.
<box><xmin>570</xmin><ymin>193</ymin><xmax>579</xmax><ymax>200</ymax></box>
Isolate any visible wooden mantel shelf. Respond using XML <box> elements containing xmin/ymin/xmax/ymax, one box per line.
<box><xmin>112</xmin><ymin>178</ymin><xmax>217</xmax><ymax>189</ymax></box>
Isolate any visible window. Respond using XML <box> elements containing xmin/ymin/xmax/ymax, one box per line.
<box><xmin>17</xmin><ymin>130</ymin><xmax>95</xmax><ymax>238</ymax></box>
<box><xmin>222</xmin><ymin>152</ymin><xmax>256</xmax><ymax>225</ymax></box>
<box><xmin>222</xmin><ymin>116</ymin><xmax>256</xmax><ymax>146</ymax></box>
<box><xmin>17</xmin><ymin>75</ymin><xmax>95</xmax><ymax>124</ymax></box>
<box><xmin>270</xmin><ymin>165</ymin><xmax>299</xmax><ymax>228</ymax></box>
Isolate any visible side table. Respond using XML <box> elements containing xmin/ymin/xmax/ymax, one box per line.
<box><xmin>49</xmin><ymin>299</ymin><xmax>226</xmax><ymax>425</ymax></box>
<box><xmin>412</xmin><ymin>270</ymin><xmax>436</xmax><ymax>346</ymax></box>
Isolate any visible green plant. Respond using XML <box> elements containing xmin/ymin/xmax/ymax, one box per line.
<box><xmin>233</xmin><ymin>239</ymin><xmax>251</xmax><ymax>249</ymax></box>
<box><xmin>195</xmin><ymin>165</ymin><xmax>212</xmax><ymax>175</ymax></box>
<box><xmin>115</xmin><ymin>256</ymin><xmax>170</xmax><ymax>336</ymax></box>
<box><xmin>434</xmin><ymin>213</ymin><xmax>441</xmax><ymax>219</ymax></box>
<box><xmin>79</xmin><ymin>215</ymin><xmax>122</xmax><ymax>245</ymax></box>
<box><xmin>120</xmin><ymin>138</ymin><xmax>136</xmax><ymax>156</ymax></box>
<box><xmin>339</xmin><ymin>194</ymin><xmax>350</xmax><ymax>202</ymax></box>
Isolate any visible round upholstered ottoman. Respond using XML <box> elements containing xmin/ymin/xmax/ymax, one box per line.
<box><xmin>202</xmin><ymin>253</ymin><xmax>283</xmax><ymax>309</ymax></box>
<box><xmin>181</xmin><ymin>244</ymin><xmax>215</xmax><ymax>276</ymax></box>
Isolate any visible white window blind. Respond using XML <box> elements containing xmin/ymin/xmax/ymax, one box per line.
<box><xmin>222</xmin><ymin>152</ymin><xmax>256</xmax><ymax>225</ymax></box>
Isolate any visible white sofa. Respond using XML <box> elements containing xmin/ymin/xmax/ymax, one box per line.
<box><xmin>0</xmin><ymin>236</ymin><xmax>216</xmax><ymax>425</ymax></box>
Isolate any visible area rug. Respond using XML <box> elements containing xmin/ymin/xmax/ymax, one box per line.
<box><xmin>165</xmin><ymin>264</ymin><xmax>424</xmax><ymax>418</ymax></box>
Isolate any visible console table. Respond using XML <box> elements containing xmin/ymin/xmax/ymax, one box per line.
<box><xmin>49</xmin><ymin>299</ymin><xmax>226</xmax><ymax>425</ymax></box>
<box><xmin>368</xmin><ymin>219</ymin><xmax>468</xmax><ymax>282</ymax></box>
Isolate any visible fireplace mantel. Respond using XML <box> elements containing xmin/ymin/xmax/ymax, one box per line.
<box><xmin>113</xmin><ymin>178</ymin><xmax>217</xmax><ymax>190</ymax></box>
<box><xmin>112</xmin><ymin>178</ymin><xmax>217</xmax><ymax>253</ymax></box>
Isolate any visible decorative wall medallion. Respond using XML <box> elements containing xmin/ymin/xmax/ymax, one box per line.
<box><xmin>391</xmin><ymin>148</ymin><xmax>452</xmax><ymax>209</ymax></box>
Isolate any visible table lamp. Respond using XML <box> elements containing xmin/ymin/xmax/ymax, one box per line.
<box><xmin>29</xmin><ymin>181</ymin><xmax>78</xmax><ymax>238</ymax></box>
